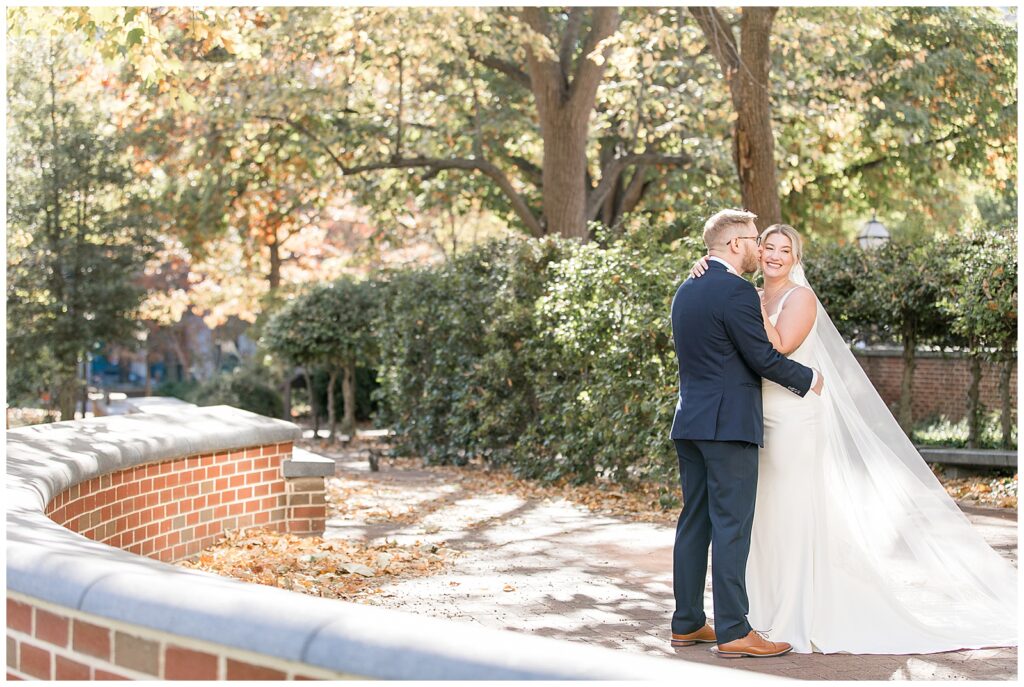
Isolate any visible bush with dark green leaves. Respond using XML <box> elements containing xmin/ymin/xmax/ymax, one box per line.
<box><xmin>374</xmin><ymin>236</ymin><xmax>572</xmax><ymax>465</ymax></box>
<box><xmin>263</xmin><ymin>277</ymin><xmax>380</xmax><ymax>438</ymax></box>
<box><xmin>937</xmin><ymin>227</ymin><xmax>1017</xmax><ymax>447</ymax></box>
<box><xmin>510</xmin><ymin>225</ymin><xmax>703</xmax><ymax>485</ymax></box>
<box><xmin>374</xmin><ymin>221</ymin><xmax>704</xmax><ymax>487</ymax></box>
<box><xmin>369</xmin><ymin>223</ymin><xmax>1016</xmax><ymax>486</ymax></box>
<box><xmin>190</xmin><ymin>365</ymin><xmax>284</xmax><ymax>419</ymax></box>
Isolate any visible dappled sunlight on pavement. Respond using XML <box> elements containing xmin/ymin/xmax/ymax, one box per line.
<box><xmin>312</xmin><ymin>441</ymin><xmax>1019</xmax><ymax>679</ymax></box>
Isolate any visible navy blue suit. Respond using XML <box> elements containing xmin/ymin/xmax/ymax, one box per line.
<box><xmin>669</xmin><ymin>260</ymin><xmax>814</xmax><ymax>644</ymax></box>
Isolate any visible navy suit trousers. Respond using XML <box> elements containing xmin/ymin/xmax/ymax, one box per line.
<box><xmin>672</xmin><ymin>438</ymin><xmax>758</xmax><ymax>645</ymax></box>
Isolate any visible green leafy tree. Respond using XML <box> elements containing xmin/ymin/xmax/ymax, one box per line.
<box><xmin>939</xmin><ymin>227</ymin><xmax>1017</xmax><ymax>448</ymax></box>
<box><xmin>778</xmin><ymin>7</ymin><xmax>1016</xmax><ymax>239</ymax></box>
<box><xmin>264</xmin><ymin>278</ymin><xmax>378</xmax><ymax>438</ymax></box>
<box><xmin>853</xmin><ymin>239</ymin><xmax>960</xmax><ymax>430</ymax></box>
<box><xmin>7</xmin><ymin>32</ymin><xmax>154</xmax><ymax>418</ymax></box>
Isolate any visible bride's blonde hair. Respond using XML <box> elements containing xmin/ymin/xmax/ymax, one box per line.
<box><xmin>760</xmin><ymin>223</ymin><xmax>803</xmax><ymax>264</ymax></box>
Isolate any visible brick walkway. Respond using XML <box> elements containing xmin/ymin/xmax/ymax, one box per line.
<box><xmin>323</xmin><ymin>451</ymin><xmax>1017</xmax><ymax>681</ymax></box>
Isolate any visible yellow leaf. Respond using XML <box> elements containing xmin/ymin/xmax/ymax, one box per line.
<box><xmin>89</xmin><ymin>7</ymin><xmax>120</xmax><ymax>25</ymax></box>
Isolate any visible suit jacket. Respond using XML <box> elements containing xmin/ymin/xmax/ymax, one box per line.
<box><xmin>670</xmin><ymin>260</ymin><xmax>814</xmax><ymax>447</ymax></box>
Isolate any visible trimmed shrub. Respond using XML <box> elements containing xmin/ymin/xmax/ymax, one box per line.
<box><xmin>374</xmin><ymin>220</ymin><xmax>704</xmax><ymax>487</ymax></box>
<box><xmin>511</xmin><ymin>224</ymin><xmax>703</xmax><ymax>484</ymax></box>
<box><xmin>191</xmin><ymin>366</ymin><xmax>284</xmax><ymax>419</ymax></box>
<box><xmin>374</xmin><ymin>236</ymin><xmax>572</xmax><ymax>465</ymax></box>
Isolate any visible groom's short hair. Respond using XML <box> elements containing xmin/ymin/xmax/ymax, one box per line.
<box><xmin>703</xmin><ymin>209</ymin><xmax>758</xmax><ymax>249</ymax></box>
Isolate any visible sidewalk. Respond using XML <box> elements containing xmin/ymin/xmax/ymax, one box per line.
<box><xmin>320</xmin><ymin>448</ymin><xmax>1018</xmax><ymax>681</ymax></box>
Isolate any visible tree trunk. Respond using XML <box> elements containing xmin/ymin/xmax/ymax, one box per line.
<box><xmin>999</xmin><ymin>350</ymin><xmax>1013</xmax><ymax>449</ymax></box>
<box><xmin>539</xmin><ymin>113</ymin><xmax>589</xmax><ymax>239</ymax></box>
<box><xmin>341</xmin><ymin>360</ymin><xmax>357</xmax><ymax>436</ymax></box>
<box><xmin>80</xmin><ymin>353</ymin><xmax>90</xmax><ymax>418</ymax></box>
<box><xmin>143</xmin><ymin>344</ymin><xmax>152</xmax><ymax>396</ymax></box>
<box><xmin>170</xmin><ymin>327</ymin><xmax>191</xmax><ymax>382</ymax></box>
<box><xmin>733</xmin><ymin>8</ymin><xmax>782</xmax><ymax>227</ymax></box>
<box><xmin>327</xmin><ymin>369</ymin><xmax>339</xmax><ymax>442</ymax></box>
<box><xmin>522</xmin><ymin>7</ymin><xmax>620</xmax><ymax>241</ymax></box>
<box><xmin>966</xmin><ymin>354</ymin><xmax>983</xmax><ymax>449</ymax></box>
<box><xmin>304</xmin><ymin>368</ymin><xmax>319</xmax><ymax>437</ymax></box>
<box><xmin>268</xmin><ymin>235</ymin><xmax>281</xmax><ymax>292</ymax></box>
<box><xmin>57</xmin><ymin>370</ymin><xmax>77</xmax><ymax>422</ymax></box>
<box><xmin>898</xmin><ymin>326</ymin><xmax>916</xmax><ymax>431</ymax></box>
<box><xmin>690</xmin><ymin>7</ymin><xmax>782</xmax><ymax>229</ymax></box>
<box><xmin>281</xmin><ymin>369</ymin><xmax>292</xmax><ymax>421</ymax></box>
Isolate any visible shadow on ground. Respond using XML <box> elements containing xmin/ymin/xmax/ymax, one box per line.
<box><xmin>317</xmin><ymin>446</ymin><xmax>1018</xmax><ymax>681</ymax></box>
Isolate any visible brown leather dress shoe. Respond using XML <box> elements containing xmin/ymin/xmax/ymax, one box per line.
<box><xmin>713</xmin><ymin>630</ymin><xmax>792</xmax><ymax>658</ymax></box>
<box><xmin>670</xmin><ymin>624</ymin><xmax>716</xmax><ymax>647</ymax></box>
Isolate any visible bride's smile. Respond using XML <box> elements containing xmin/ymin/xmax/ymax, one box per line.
<box><xmin>760</xmin><ymin>235</ymin><xmax>795</xmax><ymax>280</ymax></box>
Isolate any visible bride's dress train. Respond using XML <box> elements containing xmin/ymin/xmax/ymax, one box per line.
<box><xmin>745</xmin><ymin>282</ymin><xmax>1017</xmax><ymax>654</ymax></box>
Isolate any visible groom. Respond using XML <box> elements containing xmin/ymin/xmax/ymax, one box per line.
<box><xmin>668</xmin><ymin>209</ymin><xmax>822</xmax><ymax>658</ymax></box>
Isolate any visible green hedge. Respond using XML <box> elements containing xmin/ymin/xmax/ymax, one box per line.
<box><xmin>260</xmin><ymin>222</ymin><xmax>1016</xmax><ymax>485</ymax></box>
<box><xmin>373</xmin><ymin>222</ymin><xmax>704</xmax><ymax>485</ymax></box>
<box><xmin>374</xmin><ymin>235</ymin><xmax>572</xmax><ymax>465</ymax></box>
<box><xmin>156</xmin><ymin>366</ymin><xmax>283</xmax><ymax>419</ymax></box>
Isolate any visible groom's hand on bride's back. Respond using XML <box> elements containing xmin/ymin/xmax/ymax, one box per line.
<box><xmin>811</xmin><ymin>369</ymin><xmax>824</xmax><ymax>396</ymax></box>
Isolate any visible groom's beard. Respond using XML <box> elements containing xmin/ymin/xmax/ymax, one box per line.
<box><xmin>742</xmin><ymin>248</ymin><xmax>760</xmax><ymax>274</ymax></box>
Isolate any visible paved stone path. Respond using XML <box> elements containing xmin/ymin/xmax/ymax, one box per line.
<box><xmin>323</xmin><ymin>452</ymin><xmax>1017</xmax><ymax>681</ymax></box>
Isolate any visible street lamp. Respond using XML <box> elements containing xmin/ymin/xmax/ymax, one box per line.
<box><xmin>857</xmin><ymin>211</ymin><xmax>890</xmax><ymax>250</ymax></box>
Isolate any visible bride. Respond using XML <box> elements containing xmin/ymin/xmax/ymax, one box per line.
<box><xmin>687</xmin><ymin>224</ymin><xmax>1017</xmax><ymax>654</ymax></box>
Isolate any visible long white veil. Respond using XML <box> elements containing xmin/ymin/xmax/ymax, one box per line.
<box><xmin>790</xmin><ymin>263</ymin><xmax>1016</xmax><ymax>647</ymax></box>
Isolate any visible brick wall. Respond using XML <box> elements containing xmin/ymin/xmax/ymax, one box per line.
<box><xmin>284</xmin><ymin>477</ymin><xmax>329</xmax><ymax>536</ymax></box>
<box><xmin>6</xmin><ymin>594</ymin><xmax>352</xmax><ymax>680</ymax></box>
<box><xmin>7</xmin><ymin>439</ymin><xmax>337</xmax><ymax>680</ymax></box>
<box><xmin>42</xmin><ymin>441</ymin><xmax>326</xmax><ymax>564</ymax></box>
<box><xmin>853</xmin><ymin>350</ymin><xmax>1017</xmax><ymax>425</ymax></box>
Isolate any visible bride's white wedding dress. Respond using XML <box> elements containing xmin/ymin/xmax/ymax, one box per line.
<box><xmin>744</xmin><ymin>277</ymin><xmax>1017</xmax><ymax>654</ymax></box>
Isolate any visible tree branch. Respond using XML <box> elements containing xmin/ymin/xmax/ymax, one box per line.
<box><xmin>257</xmin><ymin>114</ymin><xmax>348</xmax><ymax>172</ymax></box>
<box><xmin>559</xmin><ymin>8</ymin><xmax>585</xmax><ymax>80</ymax></box>
<box><xmin>499</xmin><ymin>151</ymin><xmax>543</xmax><ymax>187</ymax></box>
<box><xmin>467</xmin><ymin>47</ymin><xmax>531</xmax><ymax>89</ymax></box>
<box><xmin>346</xmin><ymin>156</ymin><xmax>543</xmax><ymax>238</ymax></box>
<box><xmin>688</xmin><ymin>7</ymin><xmax>739</xmax><ymax>78</ymax></box>
<box><xmin>521</xmin><ymin>7</ymin><xmax>566</xmax><ymax>107</ymax></box>
<box><xmin>619</xmin><ymin>166</ymin><xmax>650</xmax><ymax>219</ymax></box>
<box><xmin>395</xmin><ymin>49</ymin><xmax>404</xmax><ymax>160</ymax></box>
<box><xmin>259</xmin><ymin>113</ymin><xmax>543</xmax><ymax>236</ymax></box>
<box><xmin>790</xmin><ymin>106</ymin><xmax>1013</xmax><ymax>193</ymax></box>
<box><xmin>567</xmin><ymin>7</ymin><xmax>620</xmax><ymax>109</ymax></box>
<box><xmin>587</xmin><ymin>152</ymin><xmax>691</xmax><ymax>220</ymax></box>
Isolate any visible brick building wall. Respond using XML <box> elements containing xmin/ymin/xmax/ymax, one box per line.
<box><xmin>853</xmin><ymin>348</ymin><xmax>1017</xmax><ymax>425</ymax></box>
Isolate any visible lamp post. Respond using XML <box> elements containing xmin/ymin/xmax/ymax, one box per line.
<box><xmin>857</xmin><ymin>211</ymin><xmax>890</xmax><ymax>250</ymax></box>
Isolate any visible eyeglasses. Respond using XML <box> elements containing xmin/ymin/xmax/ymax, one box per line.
<box><xmin>735</xmin><ymin>235</ymin><xmax>762</xmax><ymax>246</ymax></box>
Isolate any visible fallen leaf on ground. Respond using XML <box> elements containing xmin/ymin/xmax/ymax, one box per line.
<box><xmin>178</xmin><ymin>528</ymin><xmax>458</xmax><ymax>601</ymax></box>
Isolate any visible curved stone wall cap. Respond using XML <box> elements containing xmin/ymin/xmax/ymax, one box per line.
<box><xmin>5</xmin><ymin>408</ymin><xmax>765</xmax><ymax>679</ymax></box>
<box><xmin>303</xmin><ymin>605</ymin><xmax>748</xmax><ymax>680</ymax></box>
<box><xmin>283</xmin><ymin>447</ymin><xmax>335</xmax><ymax>478</ymax></box>
<box><xmin>7</xmin><ymin>405</ymin><xmax>301</xmax><ymax>503</ymax></box>
<box><xmin>70</xmin><ymin>555</ymin><xmax>747</xmax><ymax>680</ymax></box>
<box><xmin>6</xmin><ymin>509</ymin><xmax>755</xmax><ymax>680</ymax></box>
<box><xmin>124</xmin><ymin>396</ymin><xmax>198</xmax><ymax>413</ymax></box>
<box><xmin>7</xmin><ymin>510</ymin><xmax>218</xmax><ymax>608</ymax></box>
